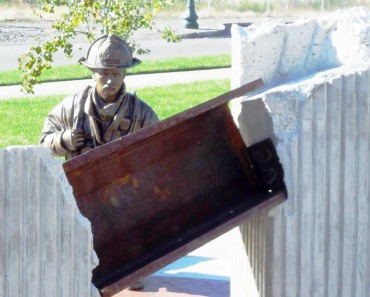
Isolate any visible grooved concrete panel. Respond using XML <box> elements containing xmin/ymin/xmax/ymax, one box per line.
<box><xmin>230</xmin><ymin>7</ymin><xmax>370</xmax><ymax>297</ymax></box>
<box><xmin>267</xmin><ymin>67</ymin><xmax>369</xmax><ymax>297</ymax></box>
<box><xmin>0</xmin><ymin>146</ymin><xmax>100</xmax><ymax>297</ymax></box>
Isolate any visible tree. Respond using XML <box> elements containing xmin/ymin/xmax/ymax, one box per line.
<box><xmin>18</xmin><ymin>0</ymin><xmax>181</xmax><ymax>94</ymax></box>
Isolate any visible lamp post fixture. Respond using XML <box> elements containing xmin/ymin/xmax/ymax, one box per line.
<box><xmin>184</xmin><ymin>0</ymin><xmax>199</xmax><ymax>29</ymax></box>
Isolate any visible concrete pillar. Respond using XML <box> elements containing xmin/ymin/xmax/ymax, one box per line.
<box><xmin>230</xmin><ymin>7</ymin><xmax>370</xmax><ymax>297</ymax></box>
<box><xmin>0</xmin><ymin>146</ymin><xmax>100</xmax><ymax>297</ymax></box>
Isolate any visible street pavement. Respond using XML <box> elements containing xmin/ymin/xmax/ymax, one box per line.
<box><xmin>0</xmin><ymin>16</ymin><xmax>243</xmax><ymax>99</ymax></box>
<box><xmin>0</xmin><ymin>15</ymin><xmax>254</xmax><ymax>71</ymax></box>
<box><xmin>0</xmin><ymin>38</ymin><xmax>232</xmax><ymax>71</ymax></box>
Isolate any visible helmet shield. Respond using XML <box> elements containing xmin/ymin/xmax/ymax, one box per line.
<box><xmin>79</xmin><ymin>34</ymin><xmax>141</xmax><ymax>69</ymax></box>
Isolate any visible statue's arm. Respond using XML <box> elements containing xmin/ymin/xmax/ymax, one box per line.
<box><xmin>137</xmin><ymin>95</ymin><xmax>160</xmax><ymax>128</ymax></box>
<box><xmin>39</xmin><ymin>97</ymin><xmax>74</xmax><ymax>157</ymax></box>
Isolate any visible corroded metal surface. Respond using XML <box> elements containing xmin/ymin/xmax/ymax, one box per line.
<box><xmin>63</xmin><ymin>79</ymin><xmax>286</xmax><ymax>296</ymax></box>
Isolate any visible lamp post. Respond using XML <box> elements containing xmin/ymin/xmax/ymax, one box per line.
<box><xmin>184</xmin><ymin>0</ymin><xmax>199</xmax><ymax>29</ymax></box>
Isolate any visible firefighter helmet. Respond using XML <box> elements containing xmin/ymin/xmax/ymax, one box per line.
<box><xmin>78</xmin><ymin>34</ymin><xmax>140</xmax><ymax>69</ymax></box>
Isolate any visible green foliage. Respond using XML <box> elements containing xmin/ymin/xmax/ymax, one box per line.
<box><xmin>18</xmin><ymin>0</ymin><xmax>181</xmax><ymax>94</ymax></box>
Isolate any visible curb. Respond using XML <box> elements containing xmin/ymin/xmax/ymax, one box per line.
<box><xmin>180</xmin><ymin>22</ymin><xmax>252</xmax><ymax>39</ymax></box>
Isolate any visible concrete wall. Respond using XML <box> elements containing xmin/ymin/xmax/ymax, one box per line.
<box><xmin>0</xmin><ymin>146</ymin><xmax>100</xmax><ymax>297</ymax></box>
<box><xmin>230</xmin><ymin>7</ymin><xmax>370</xmax><ymax>297</ymax></box>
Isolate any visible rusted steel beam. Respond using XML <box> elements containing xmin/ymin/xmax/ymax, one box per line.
<box><xmin>63</xmin><ymin>79</ymin><xmax>286</xmax><ymax>296</ymax></box>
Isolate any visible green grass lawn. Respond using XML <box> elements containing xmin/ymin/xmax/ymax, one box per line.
<box><xmin>0</xmin><ymin>55</ymin><xmax>231</xmax><ymax>86</ymax></box>
<box><xmin>0</xmin><ymin>79</ymin><xmax>230</xmax><ymax>148</ymax></box>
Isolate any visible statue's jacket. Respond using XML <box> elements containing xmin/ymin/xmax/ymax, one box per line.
<box><xmin>40</xmin><ymin>85</ymin><xmax>159</xmax><ymax>160</ymax></box>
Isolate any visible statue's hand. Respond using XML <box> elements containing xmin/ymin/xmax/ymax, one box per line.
<box><xmin>62</xmin><ymin>129</ymin><xmax>86</xmax><ymax>151</ymax></box>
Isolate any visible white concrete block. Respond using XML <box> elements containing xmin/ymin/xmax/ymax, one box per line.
<box><xmin>279</xmin><ymin>18</ymin><xmax>317</xmax><ymax>75</ymax></box>
<box><xmin>0</xmin><ymin>146</ymin><xmax>100</xmax><ymax>297</ymax></box>
<box><xmin>231</xmin><ymin>96</ymin><xmax>273</xmax><ymax>146</ymax></box>
<box><xmin>231</xmin><ymin>22</ymin><xmax>285</xmax><ymax>87</ymax></box>
<box><xmin>329</xmin><ymin>7</ymin><xmax>370</xmax><ymax>65</ymax></box>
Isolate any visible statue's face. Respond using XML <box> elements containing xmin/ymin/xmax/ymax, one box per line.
<box><xmin>93</xmin><ymin>68</ymin><xmax>126</xmax><ymax>102</ymax></box>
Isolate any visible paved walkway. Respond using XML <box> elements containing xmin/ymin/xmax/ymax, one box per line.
<box><xmin>0</xmin><ymin>68</ymin><xmax>231</xmax><ymax>99</ymax></box>
<box><xmin>116</xmin><ymin>277</ymin><xmax>229</xmax><ymax>297</ymax></box>
<box><xmin>114</xmin><ymin>230</ymin><xmax>234</xmax><ymax>297</ymax></box>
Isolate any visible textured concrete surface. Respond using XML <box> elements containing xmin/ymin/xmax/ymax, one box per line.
<box><xmin>231</xmin><ymin>6</ymin><xmax>370</xmax><ymax>88</ymax></box>
<box><xmin>0</xmin><ymin>146</ymin><xmax>100</xmax><ymax>297</ymax></box>
<box><xmin>230</xmin><ymin>6</ymin><xmax>370</xmax><ymax>297</ymax></box>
